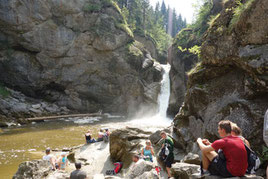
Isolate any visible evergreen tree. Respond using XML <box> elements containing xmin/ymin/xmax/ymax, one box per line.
<box><xmin>171</xmin><ymin>8</ymin><xmax>178</xmax><ymax>37</ymax></box>
<box><xmin>160</xmin><ymin>0</ymin><xmax>167</xmax><ymax>30</ymax></box>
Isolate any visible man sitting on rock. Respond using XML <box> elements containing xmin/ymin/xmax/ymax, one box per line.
<box><xmin>160</xmin><ymin>131</ymin><xmax>174</xmax><ymax>178</ymax></box>
<box><xmin>197</xmin><ymin>120</ymin><xmax>248</xmax><ymax>177</ymax></box>
<box><xmin>42</xmin><ymin>148</ymin><xmax>56</xmax><ymax>171</ymax></box>
<box><xmin>70</xmin><ymin>162</ymin><xmax>87</xmax><ymax>179</ymax></box>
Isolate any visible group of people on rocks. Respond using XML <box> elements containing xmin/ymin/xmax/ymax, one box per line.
<box><xmin>42</xmin><ymin>148</ymin><xmax>68</xmax><ymax>171</ymax></box>
<box><xmin>197</xmin><ymin>120</ymin><xmax>259</xmax><ymax>177</ymax></box>
<box><xmin>42</xmin><ymin>120</ymin><xmax>260</xmax><ymax>178</ymax></box>
<box><xmin>130</xmin><ymin>131</ymin><xmax>174</xmax><ymax>178</ymax></box>
<box><xmin>85</xmin><ymin>128</ymin><xmax>110</xmax><ymax>144</ymax></box>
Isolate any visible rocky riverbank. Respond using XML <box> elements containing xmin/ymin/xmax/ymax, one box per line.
<box><xmin>13</xmin><ymin>126</ymin><xmax>265</xmax><ymax>179</ymax></box>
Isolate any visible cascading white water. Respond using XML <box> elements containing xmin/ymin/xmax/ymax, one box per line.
<box><xmin>127</xmin><ymin>64</ymin><xmax>172</xmax><ymax>128</ymax></box>
<box><xmin>157</xmin><ymin>64</ymin><xmax>171</xmax><ymax>117</ymax></box>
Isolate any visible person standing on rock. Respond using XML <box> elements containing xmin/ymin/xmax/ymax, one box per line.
<box><xmin>160</xmin><ymin>131</ymin><xmax>174</xmax><ymax>178</ymax></box>
<box><xmin>70</xmin><ymin>162</ymin><xmax>87</xmax><ymax>179</ymax></box>
<box><xmin>197</xmin><ymin>120</ymin><xmax>248</xmax><ymax>177</ymax></box>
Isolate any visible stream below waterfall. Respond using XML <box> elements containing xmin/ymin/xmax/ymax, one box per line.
<box><xmin>0</xmin><ymin>64</ymin><xmax>172</xmax><ymax>179</ymax></box>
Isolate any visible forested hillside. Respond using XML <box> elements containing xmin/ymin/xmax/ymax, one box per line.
<box><xmin>115</xmin><ymin>0</ymin><xmax>187</xmax><ymax>55</ymax></box>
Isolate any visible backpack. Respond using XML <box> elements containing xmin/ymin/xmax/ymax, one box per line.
<box><xmin>244</xmin><ymin>144</ymin><xmax>261</xmax><ymax>174</ymax></box>
<box><xmin>106</xmin><ymin>162</ymin><xmax>123</xmax><ymax>175</ymax></box>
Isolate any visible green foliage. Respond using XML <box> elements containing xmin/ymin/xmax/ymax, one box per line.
<box><xmin>83</xmin><ymin>2</ymin><xmax>102</xmax><ymax>12</ymax></box>
<box><xmin>177</xmin><ymin>45</ymin><xmax>201</xmax><ymax>57</ymax></box>
<box><xmin>188</xmin><ymin>45</ymin><xmax>201</xmax><ymax>57</ymax></box>
<box><xmin>187</xmin><ymin>62</ymin><xmax>203</xmax><ymax>76</ymax></box>
<box><xmin>208</xmin><ymin>13</ymin><xmax>220</xmax><ymax>28</ymax></box>
<box><xmin>128</xmin><ymin>41</ymin><xmax>144</xmax><ymax>57</ymax></box>
<box><xmin>229</xmin><ymin>0</ymin><xmax>255</xmax><ymax>29</ymax></box>
<box><xmin>116</xmin><ymin>23</ymin><xmax>134</xmax><ymax>38</ymax></box>
<box><xmin>178</xmin><ymin>46</ymin><xmax>187</xmax><ymax>52</ymax></box>
<box><xmin>190</xmin><ymin>0</ymin><xmax>213</xmax><ymax>38</ymax></box>
<box><xmin>259</xmin><ymin>145</ymin><xmax>268</xmax><ymax>163</ymax></box>
<box><xmin>0</xmin><ymin>85</ymin><xmax>10</xmax><ymax>98</ymax></box>
<box><xmin>174</xmin><ymin>28</ymin><xmax>195</xmax><ymax>48</ymax></box>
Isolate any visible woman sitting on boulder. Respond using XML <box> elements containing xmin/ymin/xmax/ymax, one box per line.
<box><xmin>85</xmin><ymin>130</ymin><xmax>96</xmax><ymax>144</ymax></box>
<box><xmin>141</xmin><ymin>140</ymin><xmax>154</xmax><ymax>162</ymax></box>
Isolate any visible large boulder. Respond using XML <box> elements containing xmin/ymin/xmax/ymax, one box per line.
<box><xmin>109</xmin><ymin>127</ymin><xmax>151</xmax><ymax>168</ymax></box>
<box><xmin>0</xmin><ymin>0</ymin><xmax>163</xmax><ymax>118</ymax></box>
<box><xmin>173</xmin><ymin>0</ymin><xmax>268</xmax><ymax>153</ymax></box>
<box><xmin>171</xmin><ymin>162</ymin><xmax>200</xmax><ymax>179</ymax></box>
<box><xmin>181</xmin><ymin>153</ymin><xmax>200</xmax><ymax>165</ymax></box>
<box><xmin>125</xmin><ymin>160</ymin><xmax>154</xmax><ymax>179</ymax></box>
<box><xmin>13</xmin><ymin>160</ymin><xmax>51</xmax><ymax>179</ymax></box>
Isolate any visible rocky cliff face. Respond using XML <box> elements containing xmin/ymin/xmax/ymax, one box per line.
<box><xmin>173</xmin><ymin>0</ymin><xmax>268</xmax><ymax>152</ymax></box>
<box><xmin>167</xmin><ymin>29</ymin><xmax>199</xmax><ymax>116</ymax></box>
<box><xmin>0</xmin><ymin>0</ymin><xmax>163</xmax><ymax>118</ymax></box>
<box><xmin>167</xmin><ymin>0</ymin><xmax>224</xmax><ymax>117</ymax></box>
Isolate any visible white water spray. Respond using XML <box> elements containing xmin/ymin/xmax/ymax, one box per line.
<box><xmin>128</xmin><ymin>64</ymin><xmax>172</xmax><ymax>128</ymax></box>
<box><xmin>157</xmin><ymin>64</ymin><xmax>171</xmax><ymax>117</ymax></box>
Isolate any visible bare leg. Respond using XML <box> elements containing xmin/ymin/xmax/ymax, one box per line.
<box><xmin>166</xmin><ymin>167</ymin><xmax>171</xmax><ymax>178</ymax></box>
<box><xmin>201</xmin><ymin>150</ymin><xmax>218</xmax><ymax>170</ymax></box>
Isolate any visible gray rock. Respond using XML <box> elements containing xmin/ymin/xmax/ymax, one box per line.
<box><xmin>109</xmin><ymin>127</ymin><xmax>152</xmax><ymax>168</ymax></box>
<box><xmin>181</xmin><ymin>153</ymin><xmax>200</xmax><ymax>165</ymax></box>
<box><xmin>31</xmin><ymin>104</ymin><xmax>41</xmax><ymax>109</ymax></box>
<box><xmin>126</xmin><ymin>160</ymin><xmax>154</xmax><ymax>179</ymax></box>
<box><xmin>0</xmin><ymin>0</ymin><xmax>163</xmax><ymax>117</ymax></box>
<box><xmin>29</xmin><ymin>108</ymin><xmax>42</xmax><ymax>114</ymax></box>
<box><xmin>171</xmin><ymin>0</ymin><xmax>268</xmax><ymax>153</ymax></box>
<box><xmin>136</xmin><ymin>169</ymin><xmax>159</xmax><ymax>179</ymax></box>
<box><xmin>171</xmin><ymin>162</ymin><xmax>200</xmax><ymax>179</ymax></box>
<box><xmin>13</xmin><ymin>160</ymin><xmax>51</xmax><ymax>179</ymax></box>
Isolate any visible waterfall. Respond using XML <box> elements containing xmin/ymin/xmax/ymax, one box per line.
<box><xmin>128</xmin><ymin>64</ymin><xmax>171</xmax><ymax>128</ymax></box>
<box><xmin>157</xmin><ymin>64</ymin><xmax>171</xmax><ymax>118</ymax></box>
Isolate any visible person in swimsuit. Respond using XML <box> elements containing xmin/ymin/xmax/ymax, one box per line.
<box><xmin>141</xmin><ymin>140</ymin><xmax>154</xmax><ymax>162</ymax></box>
<box><xmin>57</xmin><ymin>152</ymin><xmax>68</xmax><ymax>170</ymax></box>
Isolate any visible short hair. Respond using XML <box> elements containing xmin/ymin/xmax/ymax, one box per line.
<box><xmin>231</xmin><ymin>123</ymin><xmax>242</xmax><ymax>135</ymax></box>
<box><xmin>160</xmin><ymin>131</ymin><xmax>166</xmax><ymax>136</ymax></box>
<box><xmin>218</xmin><ymin>120</ymin><xmax>232</xmax><ymax>134</ymax></box>
<box><xmin>75</xmin><ymin>162</ymin><xmax>82</xmax><ymax>169</ymax></box>
<box><xmin>45</xmin><ymin>148</ymin><xmax>51</xmax><ymax>154</ymax></box>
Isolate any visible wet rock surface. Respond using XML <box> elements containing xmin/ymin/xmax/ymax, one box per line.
<box><xmin>0</xmin><ymin>0</ymin><xmax>163</xmax><ymax>119</ymax></box>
